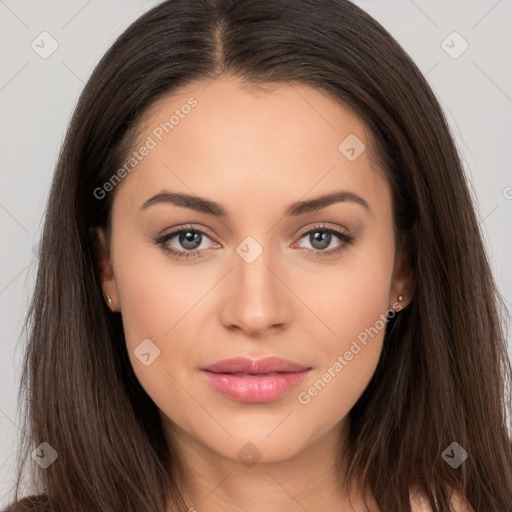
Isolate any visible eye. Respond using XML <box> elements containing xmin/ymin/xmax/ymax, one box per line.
<box><xmin>154</xmin><ymin>225</ymin><xmax>218</xmax><ymax>260</ymax></box>
<box><xmin>295</xmin><ymin>224</ymin><xmax>355</xmax><ymax>257</ymax></box>
<box><xmin>153</xmin><ymin>223</ymin><xmax>355</xmax><ymax>261</ymax></box>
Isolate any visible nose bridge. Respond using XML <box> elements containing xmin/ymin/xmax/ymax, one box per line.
<box><xmin>236</xmin><ymin>238</ymin><xmax>276</xmax><ymax>295</ymax></box>
<box><xmin>221</xmin><ymin>234</ymin><xmax>290</xmax><ymax>333</ymax></box>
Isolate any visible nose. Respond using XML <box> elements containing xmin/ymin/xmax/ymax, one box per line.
<box><xmin>219</xmin><ymin>244</ymin><xmax>293</xmax><ymax>337</ymax></box>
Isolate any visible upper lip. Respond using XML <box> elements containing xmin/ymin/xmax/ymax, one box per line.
<box><xmin>203</xmin><ymin>357</ymin><xmax>311</xmax><ymax>374</ymax></box>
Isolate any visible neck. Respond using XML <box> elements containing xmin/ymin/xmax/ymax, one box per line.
<box><xmin>163</xmin><ymin>416</ymin><xmax>379</xmax><ymax>512</ymax></box>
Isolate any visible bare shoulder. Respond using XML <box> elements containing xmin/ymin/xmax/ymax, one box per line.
<box><xmin>409</xmin><ymin>487</ymin><xmax>474</xmax><ymax>512</ymax></box>
<box><xmin>4</xmin><ymin>494</ymin><xmax>49</xmax><ymax>512</ymax></box>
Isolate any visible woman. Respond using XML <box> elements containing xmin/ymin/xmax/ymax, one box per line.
<box><xmin>5</xmin><ymin>0</ymin><xmax>512</xmax><ymax>510</ymax></box>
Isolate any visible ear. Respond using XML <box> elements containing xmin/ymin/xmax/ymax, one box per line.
<box><xmin>389</xmin><ymin>246</ymin><xmax>414</xmax><ymax>311</ymax></box>
<box><xmin>90</xmin><ymin>227</ymin><xmax>119</xmax><ymax>311</ymax></box>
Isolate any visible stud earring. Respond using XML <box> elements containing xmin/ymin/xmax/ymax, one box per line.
<box><xmin>398</xmin><ymin>295</ymin><xmax>404</xmax><ymax>301</ymax></box>
<box><xmin>103</xmin><ymin>291</ymin><xmax>113</xmax><ymax>306</ymax></box>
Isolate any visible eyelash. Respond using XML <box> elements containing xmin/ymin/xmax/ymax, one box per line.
<box><xmin>153</xmin><ymin>223</ymin><xmax>355</xmax><ymax>260</ymax></box>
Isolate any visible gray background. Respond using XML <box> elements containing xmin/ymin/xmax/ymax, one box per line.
<box><xmin>1</xmin><ymin>0</ymin><xmax>511</xmax><ymax>505</ymax></box>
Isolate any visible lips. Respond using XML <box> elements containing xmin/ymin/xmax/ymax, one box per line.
<box><xmin>201</xmin><ymin>356</ymin><xmax>312</xmax><ymax>402</ymax></box>
<box><xmin>203</xmin><ymin>356</ymin><xmax>310</xmax><ymax>375</ymax></box>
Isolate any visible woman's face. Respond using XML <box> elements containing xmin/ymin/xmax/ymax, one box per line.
<box><xmin>97</xmin><ymin>77</ymin><xmax>411</xmax><ymax>466</ymax></box>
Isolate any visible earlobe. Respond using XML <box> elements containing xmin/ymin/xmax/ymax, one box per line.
<box><xmin>89</xmin><ymin>227</ymin><xmax>119</xmax><ymax>311</ymax></box>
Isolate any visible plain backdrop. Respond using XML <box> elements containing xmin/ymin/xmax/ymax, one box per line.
<box><xmin>1</xmin><ymin>0</ymin><xmax>511</xmax><ymax>505</ymax></box>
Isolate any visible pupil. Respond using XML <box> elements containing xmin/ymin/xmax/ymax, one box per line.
<box><xmin>180</xmin><ymin>231</ymin><xmax>201</xmax><ymax>250</ymax></box>
<box><xmin>311</xmin><ymin>231</ymin><xmax>330</xmax><ymax>250</ymax></box>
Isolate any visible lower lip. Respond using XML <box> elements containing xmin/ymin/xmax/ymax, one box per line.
<box><xmin>202</xmin><ymin>370</ymin><xmax>310</xmax><ymax>403</ymax></box>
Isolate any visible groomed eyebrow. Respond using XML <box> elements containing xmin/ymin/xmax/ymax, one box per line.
<box><xmin>139</xmin><ymin>190</ymin><xmax>371</xmax><ymax>217</ymax></box>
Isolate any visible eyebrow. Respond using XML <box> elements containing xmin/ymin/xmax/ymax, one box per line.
<box><xmin>139</xmin><ymin>190</ymin><xmax>371</xmax><ymax>217</ymax></box>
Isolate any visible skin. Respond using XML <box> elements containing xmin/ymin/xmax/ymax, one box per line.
<box><xmin>94</xmin><ymin>76</ymin><xmax>415</xmax><ymax>511</ymax></box>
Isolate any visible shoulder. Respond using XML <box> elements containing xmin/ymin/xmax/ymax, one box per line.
<box><xmin>410</xmin><ymin>486</ymin><xmax>474</xmax><ymax>512</ymax></box>
<box><xmin>2</xmin><ymin>494</ymin><xmax>49</xmax><ymax>512</ymax></box>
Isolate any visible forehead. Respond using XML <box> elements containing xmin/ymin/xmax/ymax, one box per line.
<box><xmin>113</xmin><ymin>77</ymin><xmax>389</xmax><ymax>217</ymax></box>
<box><xmin>138</xmin><ymin>77</ymin><xmax>370</xmax><ymax>149</ymax></box>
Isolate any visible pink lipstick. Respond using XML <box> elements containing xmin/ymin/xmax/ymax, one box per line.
<box><xmin>202</xmin><ymin>356</ymin><xmax>311</xmax><ymax>403</ymax></box>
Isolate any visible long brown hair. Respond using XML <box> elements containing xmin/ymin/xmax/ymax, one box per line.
<box><xmin>7</xmin><ymin>0</ymin><xmax>512</xmax><ymax>510</ymax></box>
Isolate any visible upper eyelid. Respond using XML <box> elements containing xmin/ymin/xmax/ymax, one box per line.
<box><xmin>163</xmin><ymin>225</ymin><xmax>215</xmax><ymax>241</ymax></box>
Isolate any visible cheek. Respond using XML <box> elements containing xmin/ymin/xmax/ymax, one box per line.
<box><xmin>301</xmin><ymin>236</ymin><xmax>395</xmax><ymax>348</ymax></box>
<box><xmin>296</xmin><ymin>297</ymin><xmax>388</xmax><ymax>427</ymax></box>
<box><xmin>111</xmin><ymin>234</ymin><xmax>226</xmax><ymax>394</ymax></box>
<box><xmin>113</xmin><ymin>249</ymin><xmax>197</xmax><ymax>414</ymax></box>
<box><xmin>113</xmin><ymin>237</ymin><xmax>206</xmax><ymax>341</ymax></box>
<box><xmin>294</xmin><ymin>236</ymin><xmax>395</xmax><ymax>415</ymax></box>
